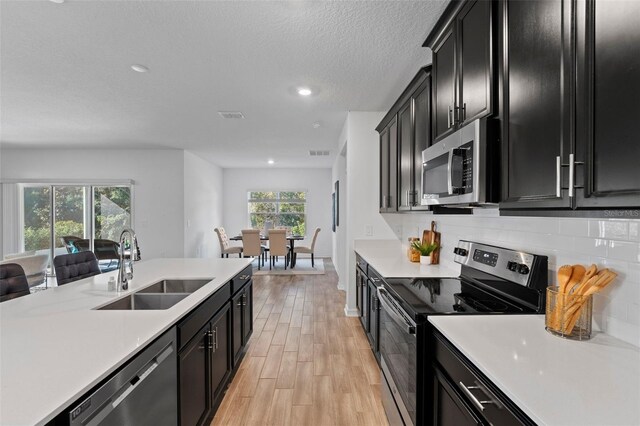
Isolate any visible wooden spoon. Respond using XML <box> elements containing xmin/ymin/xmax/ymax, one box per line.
<box><xmin>557</xmin><ymin>265</ymin><xmax>573</xmax><ymax>293</ymax></box>
<box><xmin>566</xmin><ymin>264</ymin><xmax>586</xmax><ymax>294</ymax></box>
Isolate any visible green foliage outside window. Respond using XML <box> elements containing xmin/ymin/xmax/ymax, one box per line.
<box><xmin>248</xmin><ymin>191</ymin><xmax>306</xmax><ymax>236</ymax></box>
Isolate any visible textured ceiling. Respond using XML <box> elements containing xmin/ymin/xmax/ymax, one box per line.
<box><xmin>0</xmin><ymin>0</ymin><xmax>448</xmax><ymax>168</ymax></box>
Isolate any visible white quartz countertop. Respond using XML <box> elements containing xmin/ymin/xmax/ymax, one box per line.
<box><xmin>354</xmin><ymin>239</ymin><xmax>460</xmax><ymax>278</ymax></box>
<box><xmin>429</xmin><ymin>315</ymin><xmax>640</xmax><ymax>426</ymax></box>
<box><xmin>0</xmin><ymin>257</ymin><xmax>252</xmax><ymax>426</ymax></box>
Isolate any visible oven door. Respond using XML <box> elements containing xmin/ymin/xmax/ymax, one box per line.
<box><xmin>378</xmin><ymin>287</ymin><xmax>417</xmax><ymax>426</ymax></box>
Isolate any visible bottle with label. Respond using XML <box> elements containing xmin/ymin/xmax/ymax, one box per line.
<box><xmin>108</xmin><ymin>277</ymin><xmax>116</xmax><ymax>292</ymax></box>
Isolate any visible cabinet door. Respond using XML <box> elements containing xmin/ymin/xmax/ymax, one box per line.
<box><xmin>499</xmin><ymin>0</ymin><xmax>574</xmax><ymax>210</ymax></box>
<box><xmin>210</xmin><ymin>305</ymin><xmax>230</xmax><ymax>401</ymax></box>
<box><xmin>412</xmin><ymin>80</ymin><xmax>431</xmax><ymax>210</ymax></box>
<box><xmin>388</xmin><ymin>119</ymin><xmax>398</xmax><ymax>212</ymax></box>
<box><xmin>356</xmin><ymin>267</ymin><xmax>363</xmax><ymax>315</ymax></box>
<box><xmin>242</xmin><ymin>280</ymin><xmax>253</xmax><ymax>344</ymax></box>
<box><xmin>398</xmin><ymin>101</ymin><xmax>414</xmax><ymax>211</ymax></box>
<box><xmin>231</xmin><ymin>291</ymin><xmax>243</xmax><ymax>365</ymax></box>
<box><xmin>432</xmin><ymin>24</ymin><xmax>457</xmax><ymax>142</ymax></box>
<box><xmin>433</xmin><ymin>368</ymin><xmax>483</xmax><ymax>426</ymax></box>
<box><xmin>379</xmin><ymin>127</ymin><xmax>390</xmax><ymax>212</ymax></box>
<box><xmin>360</xmin><ymin>277</ymin><xmax>369</xmax><ymax>332</ymax></box>
<box><xmin>458</xmin><ymin>0</ymin><xmax>493</xmax><ymax>125</ymax></box>
<box><xmin>179</xmin><ymin>326</ymin><xmax>210</xmax><ymax>426</ymax></box>
<box><xmin>576</xmin><ymin>0</ymin><xmax>640</xmax><ymax>208</ymax></box>
<box><xmin>367</xmin><ymin>280</ymin><xmax>379</xmax><ymax>354</ymax></box>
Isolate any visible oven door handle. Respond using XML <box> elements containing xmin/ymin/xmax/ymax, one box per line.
<box><xmin>377</xmin><ymin>288</ymin><xmax>416</xmax><ymax>335</ymax></box>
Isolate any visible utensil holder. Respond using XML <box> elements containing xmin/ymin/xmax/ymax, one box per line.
<box><xmin>545</xmin><ymin>286</ymin><xmax>593</xmax><ymax>341</ymax></box>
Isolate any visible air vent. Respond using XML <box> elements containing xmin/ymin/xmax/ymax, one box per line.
<box><xmin>309</xmin><ymin>150</ymin><xmax>330</xmax><ymax>157</ymax></box>
<box><xmin>218</xmin><ymin>111</ymin><xmax>245</xmax><ymax>119</ymax></box>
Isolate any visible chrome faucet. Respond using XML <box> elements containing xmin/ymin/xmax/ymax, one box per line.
<box><xmin>118</xmin><ymin>228</ymin><xmax>141</xmax><ymax>291</ymax></box>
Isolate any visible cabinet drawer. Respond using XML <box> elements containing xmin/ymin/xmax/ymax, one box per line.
<box><xmin>178</xmin><ymin>282</ymin><xmax>230</xmax><ymax>350</ymax></box>
<box><xmin>433</xmin><ymin>333</ymin><xmax>531</xmax><ymax>426</ymax></box>
<box><xmin>230</xmin><ymin>266</ymin><xmax>252</xmax><ymax>295</ymax></box>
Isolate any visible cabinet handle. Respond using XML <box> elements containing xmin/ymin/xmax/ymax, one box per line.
<box><xmin>214</xmin><ymin>327</ymin><xmax>219</xmax><ymax>350</ymax></box>
<box><xmin>405</xmin><ymin>190</ymin><xmax>410</xmax><ymax>207</ymax></box>
<box><xmin>447</xmin><ymin>105</ymin><xmax>453</xmax><ymax>128</ymax></box>
<box><xmin>207</xmin><ymin>330</ymin><xmax>214</xmax><ymax>350</ymax></box>
<box><xmin>556</xmin><ymin>156</ymin><xmax>561</xmax><ymax>198</ymax></box>
<box><xmin>569</xmin><ymin>153</ymin><xmax>575</xmax><ymax>198</ymax></box>
<box><xmin>461</xmin><ymin>103</ymin><xmax>466</xmax><ymax>122</ymax></box>
<box><xmin>459</xmin><ymin>381</ymin><xmax>503</xmax><ymax>412</ymax></box>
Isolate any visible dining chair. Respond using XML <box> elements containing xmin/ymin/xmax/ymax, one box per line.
<box><xmin>268</xmin><ymin>229</ymin><xmax>290</xmax><ymax>270</ymax></box>
<box><xmin>0</xmin><ymin>263</ymin><xmax>30</xmax><ymax>303</ymax></box>
<box><xmin>1</xmin><ymin>252</ymin><xmax>49</xmax><ymax>288</ymax></box>
<box><xmin>215</xmin><ymin>227</ymin><xmax>243</xmax><ymax>258</ymax></box>
<box><xmin>54</xmin><ymin>252</ymin><xmax>101</xmax><ymax>285</ymax></box>
<box><xmin>293</xmin><ymin>227</ymin><xmax>321</xmax><ymax>267</ymax></box>
<box><xmin>241</xmin><ymin>229</ymin><xmax>265</xmax><ymax>270</ymax></box>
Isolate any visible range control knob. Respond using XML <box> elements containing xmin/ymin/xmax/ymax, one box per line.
<box><xmin>517</xmin><ymin>264</ymin><xmax>530</xmax><ymax>275</ymax></box>
<box><xmin>454</xmin><ymin>247</ymin><xmax>468</xmax><ymax>257</ymax></box>
<box><xmin>507</xmin><ymin>261</ymin><xmax>518</xmax><ymax>272</ymax></box>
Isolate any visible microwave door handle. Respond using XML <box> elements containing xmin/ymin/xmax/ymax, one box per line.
<box><xmin>447</xmin><ymin>148</ymin><xmax>454</xmax><ymax>195</ymax></box>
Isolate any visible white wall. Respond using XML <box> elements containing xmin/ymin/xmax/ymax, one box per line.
<box><xmin>222</xmin><ymin>168</ymin><xmax>333</xmax><ymax>257</ymax></box>
<box><xmin>383</xmin><ymin>211</ymin><xmax>640</xmax><ymax>346</ymax></box>
<box><xmin>0</xmin><ymin>148</ymin><xmax>185</xmax><ymax>260</ymax></box>
<box><xmin>183</xmin><ymin>151</ymin><xmax>224</xmax><ymax>258</ymax></box>
<box><xmin>334</xmin><ymin>112</ymin><xmax>397</xmax><ymax>314</ymax></box>
<box><xmin>332</xmin><ymin>123</ymin><xmax>348</xmax><ymax>289</ymax></box>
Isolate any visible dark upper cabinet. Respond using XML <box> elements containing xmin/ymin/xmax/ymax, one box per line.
<box><xmin>379</xmin><ymin>119</ymin><xmax>398</xmax><ymax>213</ymax></box>
<box><xmin>499</xmin><ymin>0</ymin><xmax>574</xmax><ymax>210</ymax></box>
<box><xmin>377</xmin><ymin>67</ymin><xmax>432</xmax><ymax>213</ymax></box>
<box><xmin>432</xmin><ymin>26</ymin><xmax>458</xmax><ymax>142</ymax></box>
<box><xmin>458</xmin><ymin>0</ymin><xmax>493</xmax><ymax>124</ymax></box>
<box><xmin>179</xmin><ymin>325</ymin><xmax>211</xmax><ymax>426</ymax></box>
<box><xmin>575</xmin><ymin>0</ymin><xmax>640</xmax><ymax>209</ymax></box>
<box><xmin>412</xmin><ymin>80</ymin><xmax>432</xmax><ymax>211</ymax></box>
<box><xmin>426</xmin><ymin>0</ymin><xmax>493</xmax><ymax>143</ymax></box>
<box><xmin>398</xmin><ymin>101</ymin><xmax>414</xmax><ymax>211</ymax></box>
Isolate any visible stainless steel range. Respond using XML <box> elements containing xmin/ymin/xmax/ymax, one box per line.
<box><xmin>377</xmin><ymin>240</ymin><xmax>548</xmax><ymax>426</ymax></box>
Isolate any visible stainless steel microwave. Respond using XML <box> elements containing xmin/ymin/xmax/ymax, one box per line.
<box><xmin>421</xmin><ymin>119</ymin><xmax>497</xmax><ymax>206</ymax></box>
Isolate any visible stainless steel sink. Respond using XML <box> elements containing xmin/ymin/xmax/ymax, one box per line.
<box><xmin>97</xmin><ymin>293</ymin><xmax>189</xmax><ymax>310</ymax></box>
<box><xmin>137</xmin><ymin>279</ymin><xmax>213</xmax><ymax>294</ymax></box>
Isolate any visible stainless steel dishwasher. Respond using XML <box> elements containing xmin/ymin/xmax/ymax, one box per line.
<box><xmin>69</xmin><ymin>329</ymin><xmax>177</xmax><ymax>426</ymax></box>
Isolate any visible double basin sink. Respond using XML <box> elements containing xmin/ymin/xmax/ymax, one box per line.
<box><xmin>96</xmin><ymin>279</ymin><xmax>213</xmax><ymax>311</ymax></box>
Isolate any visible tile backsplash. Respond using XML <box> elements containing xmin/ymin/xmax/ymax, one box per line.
<box><xmin>383</xmin><ymin>209</ymin><xmax>640</xmax><ymax>347</ymax></box>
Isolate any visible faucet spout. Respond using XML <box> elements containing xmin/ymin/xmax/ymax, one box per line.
<box><xmin>118</xmin><ymin>228</ymin><xmax>140</xmax><ymax>291</ymax></box>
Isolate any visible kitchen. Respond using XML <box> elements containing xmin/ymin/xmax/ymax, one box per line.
<box><xmin>1</xmin><ymin>1</ymin><xmax>639</xmax><ymax>426</ymax></box>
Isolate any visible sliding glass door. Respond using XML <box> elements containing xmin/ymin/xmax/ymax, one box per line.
<box><xmin>20</xmin><ymin>183</ymin><xmax>132</xmax><ymax>280</ymax></box>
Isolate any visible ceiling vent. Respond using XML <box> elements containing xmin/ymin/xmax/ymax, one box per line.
<box><xmin>218</xmin><ymin>111</ymin><xmax>245</xmax><ymax>119</ymax></box>
<box><xmin>309</xmin><ymin>150</ymin><xmax>330</xmax><ymax>157</ymax></box>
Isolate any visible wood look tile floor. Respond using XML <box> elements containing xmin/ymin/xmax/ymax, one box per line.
<box><xmin>212</xmin><ymin>260</ymin><xmax>388</xmax><ymax>426</ymax></box>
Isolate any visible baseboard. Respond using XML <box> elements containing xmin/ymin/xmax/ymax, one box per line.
<box><xmin>344</xmin><ymin>305</ymin><xmax>359</xmax><ymax>317</ymax></box>
<box><xmin>337</xmin><ymin>279</ymin><xmax>345</xmax><ymax>291</ymax></box>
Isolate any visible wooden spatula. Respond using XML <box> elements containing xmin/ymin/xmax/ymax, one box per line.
<box><xmin>557</xmin><ymin>265</ymin><xmax>573</xmax><ymax>293</ymax></box>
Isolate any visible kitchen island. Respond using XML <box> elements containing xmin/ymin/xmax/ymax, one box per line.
<box><xmin>0</xmin><ymin>257</ymin><xmax>252</xmax><ymax>426</ymax></box>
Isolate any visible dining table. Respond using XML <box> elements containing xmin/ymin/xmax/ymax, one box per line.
<box><xmin>229</xmin><ymin>234</ymin><xmax>305</xmax><ymax>268</ymax></box>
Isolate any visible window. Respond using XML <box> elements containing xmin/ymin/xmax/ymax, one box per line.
<box><xmin>20</xmin><ymin>183</ymin><xmax>132</xmax><ymax>272</ymax></box>
<box><xmin>248</xmin><ymin>191</ymin><xmax>306</xmax><ymax>235</ymax></box>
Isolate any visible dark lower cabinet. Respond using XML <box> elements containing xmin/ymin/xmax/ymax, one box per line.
<box><xmin>179</xmin><ymin>326</ymin><xmax>211</xmax><ymax>426</ymax></box>
<box><xmin>433</xmin><ymin>368</ymin><xmax>483</xmax><ymax>426</ymax></box>
<box><xmin>210</xmin><ymin>305</ymin><xmax>230</xmax><ymax>402</ymax></box>
<box><xmin>366</xmin><ymin>279</ymin><xmax>380</xmax><ymax>357</ymax></box>
<box><xmin>232</xmin><ymin>280</ymin><xmax>253</xmax><ymax>367</ymax></box>
<box><xmin>433</xmin><ymin>331</ymin><xmax>534</xmax><ymax>426</ymax></box>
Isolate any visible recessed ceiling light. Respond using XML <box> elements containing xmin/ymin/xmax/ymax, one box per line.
<box><xmin>268</xmin><ymin>159</ymin><xmax>275</xmax><ymax>165</ymax></box>
<box><xmin>50</xmin><ymin>0</ymin><xmax>64</xmax><ymax>3</ymax></box>
<box><xmin>131</xmin><ymin>64</ymin><xmax>149</xmax><ymax>73</ymax></box>
<box><xmin>297</xmin><ymin>87</ymin><xmax>312</xmax><ymax>96</ymax></box>
<box><xmin>312</xmin><ymin>122</ymin><xmax>321</xmax><ymax>129</ymax></box>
